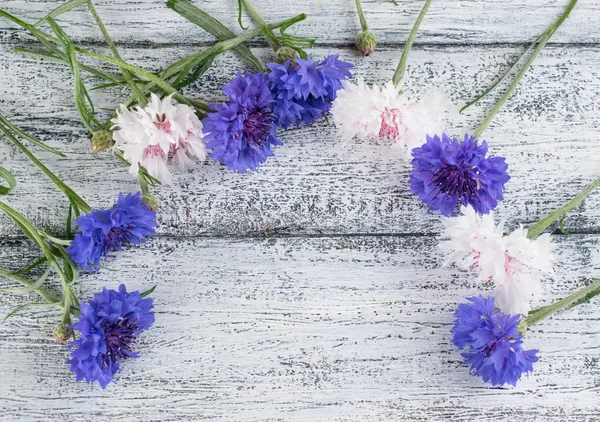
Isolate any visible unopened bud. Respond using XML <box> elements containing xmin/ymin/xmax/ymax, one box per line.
<box><xmin>142</xmin><ymin>192</ymin><xmax>159</xmax><ymax>211</ymax></box>
<box><xmin>54</xmin><ymin>323</ymin><xmax>74</xmax><ymax>342</ymax></box>
<box><xmin>91</xmin><ymin>130</ymin><xmax>114</xmax><ymax>153</ymax></box>
<box><xmin>356</xmin><ymin>30</ymin><xmax>376</xmax><ymax>56</ymax></box>
<box><xmin>275</xmin><ymin>46</ymin><xmax>298</xmax><ymax>64</ymax></box>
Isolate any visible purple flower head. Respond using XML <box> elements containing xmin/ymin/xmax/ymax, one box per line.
<box><xmin>67</xmin><ymin>284</ymin><xmax>155</xmax><ymax>389</ymax></box>
<box><xmin>66</xmin><ymin>192</ymin><xmax>157</xmax><ymax>272</ymax></box>
<box><xmin>452</xmin><ymin>295</ymin><xmax>538</xmax><ymax>387</ymax></box>
<box><xmin>267</xmin><ymin>54</ymin><xmax>353</xmax><ymax>128</ymax></box>
<box><xmin>409</xmin><ymin>133</ymin><xmax>510</xmax><ymax>216</ymax></box>
<box><xmin>202</xmin><ymin>71</ymin><xmax>282</xmax><ymax>173</ymax></box>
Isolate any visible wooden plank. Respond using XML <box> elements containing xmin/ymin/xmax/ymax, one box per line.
<box><xmin>0</xmin><ymin>44</ymin><xmax>599</xmax><ymax>236</ymax></box>
<box><xmin>0</xmin><ymin>0</ymin><xmax>599</xmax><ymax>46</ymax></box>
<box><xmin>0</xmin><ymin>234</ymin><xmax>598</xmax><ymax>420</ymax></box>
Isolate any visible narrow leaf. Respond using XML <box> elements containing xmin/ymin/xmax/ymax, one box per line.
<box><xmin>167</xmin><ymin>0</ymin><xmax>263</xmax><ymax>71</ymax></box>
<box><xmin>0</xmin><ymin>166</ymin><xmax>16</xmax><ymax>196</ymax></box>
<box><xmin>0</xmin><ymin>114</ymin><xmax>66</xmax><ymax>157</ymax></box>
<box><xmin>34</xmin><ymin>0</ymin><xmax>88</xmax><ymax>27</ymax></box>
<box><xmin>140</xmin><ymin>284</ymin><xmax>157</xmax><ymax>298</ymax></box>
<box><xmin>0</xmin><ymin>122</ymin><xmax>91</xmax><ymax>215</ymax></box>
<box><xmin>3</xmin><ymin>302</ymin><xmax>57</xmax><ymax>323</ymax></box>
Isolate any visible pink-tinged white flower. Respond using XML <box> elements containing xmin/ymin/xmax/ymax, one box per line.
<box><xmin>330</xmin><ymin>79</ymin><xmax>455</xmax><ymax>153</ymax></box>
<box><xmin>440</xmin><ymin>206</ymin><xmax>555</xmax><ymax>316</ymax></box>
<box><xmin>111</xmin><ymin>94</ymin><xmax>206</xmax><ymax>184</ymax></box>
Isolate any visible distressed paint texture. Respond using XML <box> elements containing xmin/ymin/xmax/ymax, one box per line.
<box><xmin>0</xmin><ymin>1</ymin><xmax>599</xmax><ymax>421</ymax></box>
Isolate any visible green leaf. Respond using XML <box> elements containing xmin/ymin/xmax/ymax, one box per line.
<box><xmin>14</xmin><ymin>47</ymin><xmax>126</xmax><ymax>84</ymax></box>
<box><xmin>0</xmin><ymin>267</ymin><xmax>52</xmax><ymax>295</ymax></box>
<box><xmin>236</xmin><ymin>0</ymin><xmax>249</xmax><ymax>30</ymax></box>
<box><xmin>10</xmin><ymin>257</ymin><xmax>48</xmax><ymax>275</ymax></box>
<box><xmin>167</xmin><ymin>0</ymin><xmax>263</xmax><ymax>72</ymax></box>
<box><xmin>46</xmin><ymin>17</ymin><xmax>100</xmax><ymax>133</ymax></box>
<box><xmin>0</xmin><ymin>114</ymin><xmax>66</xmax><ymax>157</ymax></box>
<box><xmin>0</xmin><ymin>120</ymin><xmax>91</xmax><ymax>215</ymax></box>
<box><xmin>3</xmin><ymin>302</ymin><xmax>57</xmax><ymax>323</ymax></box>
<box><xmin>558</xmin><ymin>214</ymin><xmax>570</xmax><ymax>235</ymax></box>
<box><xmin>85</xmin><ymin>0</ymin><xmax>148</xmax><ymax>107</ymax></box>
<box><xmin>140</xmin><ymin>284</ymin><xmax>157</xmax><ymax>298</ymax></box>
<box><xmin>528</xmin><ymin>176</ymin><xmax>600</xmax><ymax>239</ymax></box>
<box><xmin>0</xmin><ymin>166</ymin><xmax>16</xmax><ymax>196</ymax></box>
<box><xmin>34</xmin><ymin>0</ymin><xmax>88</xmax><ymax>27</ymax></box>
<box><xmin>460</xmin><ymin>33</ymin><xmax>545</xmax><ymax>113</ymax></box>
<box><xmin>279</xmin><ymin>15</ymin><xmax>315</xmax><ymax>50</ymax></box>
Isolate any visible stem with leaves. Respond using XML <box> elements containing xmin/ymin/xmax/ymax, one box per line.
<box><xmin>471</xmin><ymin>0</ymin><xmax>578</xmax><ymax>138</ymax></box>
<box><xmin>85</xmin><ymin>0</ymin><xmax>147</xmax><ymax>107</ymax></box>
<box><xmin>527</xmin><ymin>175</ymin><xmax>600</xmax><ymax>239</ymax></box>
<box><xmin>239</xmin><ymin>0</ymin><xmax>281</xmax><ymax>52</ymax></box>
<box><xmin>520</xmin><ymin>279</ymin><xmax>600</xmax><ymax>334</ymax></box>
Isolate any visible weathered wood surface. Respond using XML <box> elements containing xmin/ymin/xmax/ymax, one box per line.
<box><xmin>1</xmin><ymin>234</ymin><xmax>600</xmax><ymax>421</ymax></box>
<box><xmin>1</xmin><ymin>0</ymin><xmax>600</xmax><ymax>421</ymax></box>
<box><xmin>1</xmin><ymin>0</ymin><xmax>599</xmax><ymax>45</ymax></box>
<box><xmin>0</xmin><ymin>43</ymin><xmax>600</xmax><ymax>236</ymax></box>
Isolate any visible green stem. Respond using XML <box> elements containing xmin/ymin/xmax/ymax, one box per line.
<box><xmin>521</xmin><ymin>279</ymin><xmax>600</xmax><ymax>333</ymax></box>
<box><xmin>240</xmin><ymin>0</ymin><xmax>281</xmax><ymax>51</ymax></box>
<box><xmin>392</xmin><ymin>0</ymin><xmax>431</xmax><ymax>88</ymax></box>
<box><xmin>473</xmin><ymin>0</ymin><xmax>578</xmax><ymax>137</ymax></box>
<box><xmin>527</xmin><ymin>175</ymin><xmax>600</xmax><ymax>239</ymax></box>
<box><xmin>104</xmin><ymin>14</ymin><xmax>306</xmax><ymax>122</ymax></box>
<box><xmin>355</xmin><ymin>0</ymin><xmax>369</xmax><ymax>32</ymax></box>
<box><xmin>85</xmin><ymin>0</ymin><xmax>148</xmax><ymax>107</ymax></box>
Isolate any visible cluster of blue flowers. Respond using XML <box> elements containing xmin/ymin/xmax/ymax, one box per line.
<box><xmin>452</xmin><ymin>295</ymin><xmax>539</xmax><ymax>387</ymax></box>
<box><xmin>409</xmin><ymin>133</ymin><xmax>510</xmax><ymax>217</ymax></box>
<box><xmin>66</xmin><ymin>192</ymin><xmax>157</xmax><ymax>272</ymax></box>
<box><xmin>67</xmin><ymin>285</ymin><xmax>155</xmax><ymax>388</ymax></box>
<box><xmin>202</xmin><ymin>55</ymin><xmax>353</xmax><ymax>173</ymax></box>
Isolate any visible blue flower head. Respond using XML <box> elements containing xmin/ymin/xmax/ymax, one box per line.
<box><xmin>67</xmin><ymin>284</ymin><xmax>155</xmax><ymax>389</ymax></box>
<box><xmin>267</xmin><ymin>54</ymin><xmax>353</xmax><ymax>128</ymax></box>
<box><xmin>66</xmin><ymin>192</ymin><xmax>157</xmax><ymax>272</ymax></box>
<box><xmin>202</xmin><ymin>71</ymin><xmax>282</xmax><ymax>173</ymax></box>
<box><xmin>409</xmin><ymin>133</ymin><xmax>510</xmax><ymax>216</ymax></box>
<box><xmin>452</xmin><ymin>295</ymin><xmax>538</xmax><ymax>387</ymax></box>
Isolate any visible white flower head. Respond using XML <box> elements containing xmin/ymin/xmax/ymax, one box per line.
<box><xmin>111</xmin><ymin>94</ymin><xmax>206</xmax><ymax>183</ymax></box>
<box><xmin>440</xmin><ymin>205</ymin><xmax>556</xmax><ymax>316</ymax></box>
<box><xmin>330</xmin><ymin>79</ymin><xmax>456</xmax><ymax>154</ymax></box>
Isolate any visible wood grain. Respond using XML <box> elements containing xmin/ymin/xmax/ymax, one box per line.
<box><xmin>1</xmin><ymin>0</ymin><xmax>599</xmax><ymax>45</ymax></box>
<box><xmin>1</xmin><ymin>1</ymin><xmax>600</xmax><ymax>420</ymax></box>
<box><xmin>0</xmin><ymin>43</ymin><xmax>599</xmax><ymax>236</ymax></box>
<box><xmin>0</xmin><ymin>234</ymin><xmax>599</xmax><ymax>421</ymax></box>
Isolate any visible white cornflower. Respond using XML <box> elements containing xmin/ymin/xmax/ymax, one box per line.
<box><xmin>440</xmin><ymin>206</ymin><xmax>556</xmax><ymax>316</ymax></box>
<box><xmin>111</xmin><ymin>94</ymin><xmax>206</xmax><ymax>183</ymax></box>
<box><xmin>330</xmin><ymin>79</ymin><xmax>455</xmax><ymax>153</ymax></box>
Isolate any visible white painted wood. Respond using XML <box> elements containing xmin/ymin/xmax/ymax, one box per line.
<box><xmin>0</xmin><ymin>43</ymin><xmax>599</xmax><ymax>236</ymax></box>
<box><xmin>1</xmin><ymin>1</ymin><xmax>600</xmax><ymax>420</ymax></box>
<box><xmin>1</xmin><ymin>0</ymin><xmax>598</xmax><ymax>45</ymax></box>
<box><xmin>0</xmin><ymin>234</ymin><xmax>599</xmax><ymax>421</ymax></box>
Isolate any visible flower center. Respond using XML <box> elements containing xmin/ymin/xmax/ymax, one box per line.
<box><xmin>101</xmin><ymin>318</ymin><xmax>137</xmax><ymax>366</ymax></box>
<box><xmin>154</xmin><ymin>115</ymin><xmax>172</xmax><ymax>134</ymax></box>
<box><xmin>101</xmin><ymin>226</ymin><xmax>130</xmax><ymax>257</ymax></box>
<box><xmin>431</xmin><ymin>164</ymin><xmax>483</xmax><ymax>201</ymax></box>
<box><xmin>242</xmin><ymin>105</ymin><xmax>275</xmax><ymax>146</ymax></box>
<box><xmin>378</xmin><ymin>108</ymin><xmax>402</xmax><ymax>139</ymax></box>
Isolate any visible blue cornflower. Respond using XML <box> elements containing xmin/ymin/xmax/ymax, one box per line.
<box><xmin>452</xmin><ymin>295</ymin><xmax>539</xmax><ymax>387</ymax></box>
<box><xmin>66</xmin><ymin>192</ymin><xmax>157</xmax><ymax>272</ymax></box>
<box><xmin>67</xmin><ymin>284</ymin><xmax>155</xmax><ymax>389</ymax></box>
<box><xmin>409</xmin><ymin>133</ymin><xmax>510</xmax><ymax>216</ymax></box>
<box><xmin>202</xmin><ymin>71</ymin><xmax>282</xmax><ymax>173</ymax></box>
<box><xmin>267</xmin><ymin>54</ymin><xmax>353</xmax><ymax>128</ymax></box>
